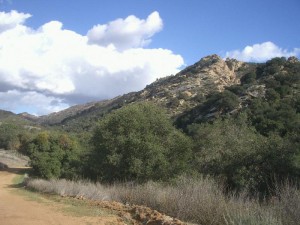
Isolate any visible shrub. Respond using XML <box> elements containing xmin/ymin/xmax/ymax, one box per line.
<box><xmin>188</xmin><ymin>116</ymin><xmax>299</xmax><ymax>196</ymax></box>
<box><xmin>26</xmin><ymin>132</ymin><xmax>81</xmax><ymax>179</ymax></box>
<box><xmin>90</xmin><ymin>102</ymin><xmax>192</xmax><ymax>182</ymax></box>
<box><xmin>27</xmin><ymin>176</ymin><xmax>299</xmax><ymax>225</ymax></box>
<box><xmin>241</xmin><ymin>72</ymin><xmax>257</xmax><ymax>85</ymax></box>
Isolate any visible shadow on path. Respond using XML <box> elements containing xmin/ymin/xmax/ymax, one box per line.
<box><xmin>1</xmin><ymin>166</ymin><xmax>31</xmax><ymax>188</ymax></box>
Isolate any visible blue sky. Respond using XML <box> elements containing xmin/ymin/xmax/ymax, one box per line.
<box><xmin>0</xmin><ymin>0</ymin><xmax>299</xmax><ymax>115</ymax></box>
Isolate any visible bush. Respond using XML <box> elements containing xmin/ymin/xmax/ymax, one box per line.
<box><xmin>188</xmin><ymin>116</ymin><xmax>299</xmax><ymax>196</ymax></box>
<box><xmin>89</xmin><ymin>102</ymin><xmax>192</xmax><ymax>182</ymax></box>
<box><xmin>241</xmin><ymin>72</ymin><xmax>257</xmax><ymax>85</ymax></box>
<box><xmin>26</xmin><ymin>132</ymin><xmax>81</xmax><ymax>179</ymax></box>
<box><xmin>27</xmin><ymin>176</ymin><xmax>299</xmax><ymax>225</ymax></box>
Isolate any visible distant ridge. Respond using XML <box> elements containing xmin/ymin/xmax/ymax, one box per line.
<box><xmin>2</xmin><ymin>54</ymin><xmax>299</xmax><ymax>132</ymax></box>
<box><xmin>23</xmin><ymin>54</ymin><xmax>254</xmax><ymax>128</ymax></box>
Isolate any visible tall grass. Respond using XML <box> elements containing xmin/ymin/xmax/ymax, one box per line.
<box><xmin>25</xmin><ymin>177</ymin><xmax>299</xmax><ymax>225</ymax></box>
<box><xmin>275</xmin><ymin>182</ymin><xmax>300</xmax><ymax>225</ymax></box>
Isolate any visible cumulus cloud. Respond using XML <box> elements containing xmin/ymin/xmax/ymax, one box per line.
<box><xmin>225</xmin><ymin>42</ymin><xmax>300</xmax><ymax>62</ymax></box>
<box><xmin>0</xmin><ymin>10</ymin><xmax>184</xmax><ymax>115</ymax></box>
<box><xmin>87</xmin><ymin>11</ymin><xmax>163</xmax><ymax>50</ymax></box>
<box><xmin>0</xmin><ymin>90</ymin><xmax>69</xmax><ymax>116</ymax></box>
<box><xmin>0</xmin><ymin>10</ymin><xmax>31</xmax><ymax>32</ymax></box>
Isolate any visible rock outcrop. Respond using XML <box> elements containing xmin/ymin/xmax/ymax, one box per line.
<box><xmin>133</xmin><ymin>54</ymin><xmax>252</xmax><ymax>115</ymax></box>
<box><xmin>12</xmin><ymin>54</ymin><xmax>256</xmax><ymax>126</ymax></box>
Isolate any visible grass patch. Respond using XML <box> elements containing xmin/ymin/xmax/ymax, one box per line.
<box><xmin>25</xmin><ymin>176</ymin><xmax>300</xmax><ymax>225</ymax></box>
<box><xmin>12</xmin><ymin>173</ymin><xmax>26</xmax><ymax>185</ymax></box>
<box><xmin>11</xmin><ymin>174</ymin><xmax>115</xmax><ymax>218</ymax></box>
<box><xmin>49</xmin><ymin>195</ymin><xmax>116</xmax><ymax>217</ymax></box>
<box><xmin>16</xmin><ymin>188</ymin><xmax>115</xmax><ymax>218</ymax></box>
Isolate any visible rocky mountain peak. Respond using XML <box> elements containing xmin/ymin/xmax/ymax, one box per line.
<box><xmin>181</xmin><ymin>55</ymin><xmax>247</xmax><ymax>91</ymax></box>
<box><xmin>132</xmin><ymin>55</ymin><xmax>253</xmax><ymax>116</ymax></box>
<box><xmin>195</xmin><ymin>54</ymin><xmax>223</xmax><ymax>68</ymax></box>
<box><xmin>288</xmin><ymin>56</ymin><xmax>299</xmax><ymax>63</ymax></box>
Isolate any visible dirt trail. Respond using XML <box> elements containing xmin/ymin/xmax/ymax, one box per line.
<box><xmin>0</xmin><ymin>168</ymin><xmax>124</xmax><ymax>225</ymax></box>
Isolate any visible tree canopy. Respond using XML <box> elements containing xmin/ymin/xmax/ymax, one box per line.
<box><xmin>89</xmin><ymin>102</ymin><xmax>192</xmax><ymax>182</ymax></box>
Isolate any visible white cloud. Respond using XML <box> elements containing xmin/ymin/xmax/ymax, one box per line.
<box><xmin>87</xmin><ymin>11</ymin><xmax>163</xmax><ymax>50</ymax></box>
<box><xmin>225</xmin><ymin>42</ymin><xmax>300</xmax><ymax>62</ymax></box>
<box><xmin>0</xmin><ymin>10</ymin><xmax>184</xmax><ymax>115</ymax></box>
<box><xmin>0</xmin><ymin>90</ymin><xmax>68</xmax><ymax>115</ymax></box>
<box><xmin>0</xmin><ymin>10</ymin><xmax>31</xmax><ymax>33</ymax></box>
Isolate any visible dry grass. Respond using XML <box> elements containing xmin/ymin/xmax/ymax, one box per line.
<box><xmin>224</xmin><ymin>195</ymin><xmax>282</xmax><ymax>225</ymax></box>
<box><xmin>0</xmin><ymin>149</ymin><xmax>29</xmax><ymax>167</ymax></box>
<box><xmin>275</xmin><ymin>182</ymin><xmax>300</xmax><ymax>225</ymax></box>
<box><xmin>109</xmin><ymin>177</ymin><xmax>227</xmax><ymax>224</ymax></box>
<box><xmin>26</xmin><ymin>179</ymin><xmax>111</xmax><ymax>201</ymax></box>
<box><xmin>25</xmin><ymin>177</ymin><xmax>300</xmax><ymax>225</ymax></box>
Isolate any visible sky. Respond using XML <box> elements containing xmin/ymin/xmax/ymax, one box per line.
<box><xmin>0</xmin><ymin>0</ymin><xmax>299</xmax><ymax>115</ymax></box>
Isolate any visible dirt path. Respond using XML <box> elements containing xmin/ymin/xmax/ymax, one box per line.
<box><xmin>0</xmin><ymin>168</ymin><xmax>124</xmax><ymax>225</ymax></box>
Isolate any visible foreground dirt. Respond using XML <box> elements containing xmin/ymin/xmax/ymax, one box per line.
<box><xmin>0</xmin><ymin>168</ymin><xmax>186</xmax><ymax>225</ymax></box>
<box><xmin>0</xmin><ymin>152</ymin><xmax>186</xmax><ymax>225</ymax></box>
<box><xmin>0</xmin><ymin>168</ymin><xmax>127</xmax><ymax>225</ymax></box>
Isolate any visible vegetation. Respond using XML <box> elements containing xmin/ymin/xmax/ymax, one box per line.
<box><xmin>174</xmin><ymin>57</ymin><xmax>300</xmax><ymax>196</ymax></box>
<box><xmin>88</xmin><ymin>102</ymin><xmax>192</xmax><ymax>182</ymax></box>
<box><xmin>23</xmin><ymin>132</ymin><xmax>83</xmax><ymax>179</ymax></box>
<box><xmin>188</xmin><ymin>116</ymin><xmax>299</xmax><ymax>196</ymax></box>
<box><xmin>26</xmin><ymin>176</ymin><xmax>300</xmax><ymax>225</ymax></box>
<box><xmin>0</xmin><ymin>56</ymin><xmax>300</xmax><ymax>224</ymax></box>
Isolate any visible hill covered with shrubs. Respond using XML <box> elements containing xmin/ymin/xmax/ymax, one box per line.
<box><xmin>1</xmin><ymin>56</ymin><xmax>299</xmax><ymax>195</ymax></box>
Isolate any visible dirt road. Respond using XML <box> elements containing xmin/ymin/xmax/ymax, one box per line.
<box><xmin>0</xmin><ymin>168</ymin><xmax>124</xmax><ymax>225</ymax></box>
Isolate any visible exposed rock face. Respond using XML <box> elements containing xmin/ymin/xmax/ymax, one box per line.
<box><xmin>21</xmin><ymin>54</ymin><xmax>255</xmax><ymax>125</ymax></box>
<box><xmin>188</xmin><ymin>54</ymin><xmax>244</xmax><ymax>91</ymax></box>
<box><xmin>133</xmin><ymin>54</ymin><xmax>252</xmax><ymax>115</ymax></box>
<box><xmin>288</xmin><ymin>56</ymin><xmax>299</xmax><ymax>63</ymax></box>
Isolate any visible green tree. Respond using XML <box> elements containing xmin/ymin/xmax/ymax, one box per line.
<box><xmin>240</xmin><ymin>72</ymin><xmax>256</xmax><ymax>85</ymax></box>
<box><xmin>189</xmin><ymin>116</ymin><xmax>299</xmax><ymax>196</ymax></box>
<box><xmin>0</xmin><ymin>123</ymin><xmax>21</xmax><ymax>150</ymax></box>
<box><xmin>26</xmin><ymin>132</ymin><xmax>81</xmax><ymax>179</ymax></box>
<box><xmin>90</xmin><ymin>102</ymin><xmax>192</xmax><ymax>182</ymax></box>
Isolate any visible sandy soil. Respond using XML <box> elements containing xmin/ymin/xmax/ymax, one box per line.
<box><xmin>0</xmin><ymin>168</ymin><xmax>125</xmax><ymax>225</ymax></box>
<box><xmin>0</xmin><ymin>151</ymin><xmax>186</xmax><ymax>225</ymax></box>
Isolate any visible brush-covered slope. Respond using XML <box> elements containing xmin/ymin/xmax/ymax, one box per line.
<box><xmin>15</xmin><ymin>55</ymin><xmax>299</xmax><ymax>134</ymax></box>
<box><xmin>176</xmin><ymin>56</ymin><xmax>300</xmax><ymax>135</ymax></box>
<box><xmin>33</xmin><ymin>54</ymin><xmax>254</xmax><ymax>130</ymax></box>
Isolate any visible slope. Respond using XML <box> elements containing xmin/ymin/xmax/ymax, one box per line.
<box><xmin>34</xmin><ymin>54</ymin><xmax>255</xmax><ymax>132</ymax></box>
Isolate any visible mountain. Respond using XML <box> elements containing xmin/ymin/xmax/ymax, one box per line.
<box><xmin>176</xmin><ymin>56</ymin><xmax>300</xmax><ymax>132</ymax></box>
<box><xmin>0</xmin><ymin>110</ymin><xmax>33</xmax><ymax>125</ymax></box>
<box><xmin>24</xmin><ymin>55</ymin><xmax>254</xmax><ymax>129</ymax></box>
<box><xmin>8</xmin><ymin>54</ymin><xmax>300</xmax><ymax>134</ymax></box>
<box><xmin>0</xmin><ymin>110</ymin><xmax>15</xmax><ymax>120</ymax></box>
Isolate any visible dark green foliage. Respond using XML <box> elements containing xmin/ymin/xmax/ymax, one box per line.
<box><xmin>240</xmin><ymin>72</ymin><xmax>256</xmax><ymax>85</ymax></box>
<box><xmin>0</xmin><ymin>123</ymin><xmax>36</xmax><ymax>150</ymax></box>
<box><xmin>89</xmin><ymin>102</ymin><xmax>192</xmax><ymax>182</ymax></box>
<box><xmin>246</xmin><ymin>58</ymin><xmax>299</xmax><ymax>136</ymax></box>
<box><xmin>247</xmin><ymin>98</ymin><xmax>299</xmax><ymax>136</ymax></box>
<box><xmin>205</xmin><ymin>90</ymin><xmax>240</xmax><ymax>112</ymax></box>
<box><xmin>0</xmin><ymin>123</ymin><xmax>21</xmax><ymax>150</ymax></box>
<box><xmin>173</xmin><ymin>57</ymin><xmax>300</xmax><ymax>195</ymax></box>
<box><xmin>189</xmin><ymin>116</ymin><xmax>300</xmax><ymax>196</ymax></box>
<box><xmin>26</xmin><ymin>132</ymin><xmax>82</xmax><ymax>179</ymax></box>
<box><xmin>176</xmin><ymin>90</ymin><xmax>240</xmax><ymax>129</ymax></box>
<box><xmin>226</xmin><ymin>85</ymin><xmax>246</xmax><ymax>95</ymax></box>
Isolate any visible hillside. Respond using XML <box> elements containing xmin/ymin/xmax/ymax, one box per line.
<box><xmin>21</xmin><ymin>54</ymin><xmax>255</xmax><ymax>131</ymax></box>
<box><xmin>1</xmin><ymin>55</ymin><xmax>299</xmax><ymax>225</ymax></box>
<box><xmin>3</xmin><ymin>54</ymin><xmax>299</xmax><ymax>135</ymax></box>
<box><xmin>176</xmin><ymin>56</ymin><xmax>300</xmax><ymax>132</ymax></box>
